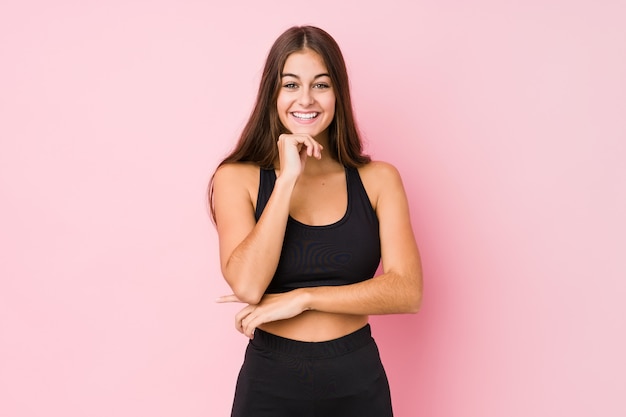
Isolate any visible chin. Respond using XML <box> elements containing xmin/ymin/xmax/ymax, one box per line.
<box><xmin>286</xmin><ymin>126</ymin><xmax>328</xmax><ymax>139</ymax></box>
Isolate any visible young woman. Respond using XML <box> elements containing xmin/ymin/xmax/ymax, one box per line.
<box><xmin>210</xmin><ymin>25</ymin><xmax>422</xmax><ymax>417</ymax></box>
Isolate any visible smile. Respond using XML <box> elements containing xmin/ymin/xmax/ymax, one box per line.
<box><xmin>291</xmin><ymin>112</ymin><xmax>319</xmax><ymax>120</ymax></box>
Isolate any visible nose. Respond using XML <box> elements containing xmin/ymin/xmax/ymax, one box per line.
<box><xmin>298</xmin><ymin>88</ymin><xmax>314</xmax><ymax>106</ymax></box>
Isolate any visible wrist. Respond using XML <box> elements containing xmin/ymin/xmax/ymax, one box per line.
<box><xmin>297</xmin><ymin>287</ymin><xmax>314</xmax><ymax>311</ymax></box>
<box><xmin>274</xmin><ymin>174</ymin><xmax>298</xmax><ymax>191</ymax></box>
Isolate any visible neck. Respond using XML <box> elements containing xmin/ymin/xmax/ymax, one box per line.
<box><xmin>314</xmin><ymin>131</ymin><xmax>330</xmax><ymax>149</ymax></box>
<box><xmin>298</xmin><ymin>152</ymin><xmax>345</xmax><ymax>178</ymax></box>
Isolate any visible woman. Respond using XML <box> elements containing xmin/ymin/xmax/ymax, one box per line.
<box><xmin>210</xmin><ymin>25</ymin><xmax>422</xmax><ymax>417</ymax></box>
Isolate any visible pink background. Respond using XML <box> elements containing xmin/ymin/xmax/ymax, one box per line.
<box><xmin>1</xmin><ymin>1</ymin><xmax>625</xmax><ymax>416</ymax></box>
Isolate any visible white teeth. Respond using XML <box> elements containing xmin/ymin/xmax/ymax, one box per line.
<box><xmin>292</xmin><ymin>112</ymin><xmax>318</xmax><ymax>119</ymax></box>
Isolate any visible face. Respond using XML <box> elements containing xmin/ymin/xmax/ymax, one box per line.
<box><xmin>277</xmin><ymin>49</ymin><xmax>336</xmax><ymax>141</ymax></box>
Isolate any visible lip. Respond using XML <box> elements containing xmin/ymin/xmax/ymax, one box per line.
<box><xmin>290</xmin><ymin>111</ymin><xmax>320</xmax><ymax>124</ymax></box>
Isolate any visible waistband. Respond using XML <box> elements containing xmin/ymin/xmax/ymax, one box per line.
<box><xmin>251</xmin><ymin>324</ymin><xmax>374</xmax><ymax>359</ymax></box>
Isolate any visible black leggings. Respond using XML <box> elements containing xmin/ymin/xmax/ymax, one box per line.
<box><xmin>230</xmin><ymin>324</ymin><xmax>393</xmax><ymax>417</ymax></box>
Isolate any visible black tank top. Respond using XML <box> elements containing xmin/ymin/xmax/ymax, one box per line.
<box><xmin>255</xmin><ymin>166</ymin><xmax>381</xmax><ymax>294</ymax></box>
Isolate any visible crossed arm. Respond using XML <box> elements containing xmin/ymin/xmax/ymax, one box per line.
<box><xmin>212</xmin><ymin>130</ymin><xmax>423</xmax><ymax>337</ymax></box>
<box><xmin>213</xmin><ymin>158</ymin><xmax>423</xmax><ymax>338</ymax></box>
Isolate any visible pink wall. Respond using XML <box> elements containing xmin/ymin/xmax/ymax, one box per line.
<box><xmin>1</xmin><ymin>1</ymin><xmax>625</xmax><ymax>416</ymax></box>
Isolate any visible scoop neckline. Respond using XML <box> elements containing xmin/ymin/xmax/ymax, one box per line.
<box><xmin>272</xmin><ymin>167</ymin><xmax>351</xmax><ymax>229</ymax></box>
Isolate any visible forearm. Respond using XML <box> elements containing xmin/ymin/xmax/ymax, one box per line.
<box><xmin>300</xmin><ymin>270</ymin><xmax>423</xmax><ymax>316</ymax></box>
<box><xmin>222</xmin><ymin>176</ymin><xmax>296</xmax><ymax>303</ymax></box>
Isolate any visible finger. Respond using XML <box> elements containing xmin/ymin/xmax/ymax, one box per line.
<box><xmin>304</xmin><ymin>136</ymin><xmax>322</xmax><ymax>159</ymax></box>
<box><xmin>299</xmin><ymin>136</ymin><xmax>319</xmax><ymax>158</ymax></box>
<box><xmin>241</xmin><ymin>313</ymin><xmax>260</xmax><ymax>339</ymax></box>
<box><xmin>235</xmin><ymin>305</ymin><xmax>255</xmax><ymax>334</ymax></box>
<box><xmin>305</xmin><ymin>138</ymin><xmax>314</xmax><ymax>157</ymax></box>
<box><xmin>315</xmin><ymin>144</ymin><xmax>323</xmax><ymax>159</ymax></box>
<box><xmin>278</xmin><ymin>134</ymin><xmax>323</xmax><ymax>165</ymax></box>
<box><xmin>215</xmin><ymin>294</ymin><xmax>241</xmax><ymax>303</ymax></box>
<box><xmin>314</xmin><ymin>144</ymin><xmax>323</xmax><ymax>159</ymax></box>
<box><xmin>300</xmin><ymin>147</ymin><xmax>309</xmax><ymax>166</ymax></box>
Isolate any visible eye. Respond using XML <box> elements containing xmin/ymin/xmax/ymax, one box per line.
<box><xmin>313</xmin><ymin>83</ymin><xmax>330</xmax><ymax>89</ymax></box>
<box><xmin>283</xmin><ymin>82</ymin><xmax>298</xmax><ymax>89</ymax></box>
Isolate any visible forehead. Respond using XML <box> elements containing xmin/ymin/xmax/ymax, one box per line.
<box><xmin>282</xmin><ymin>49</ymin><xmax>329</xmax><ymax>75</ymax></box>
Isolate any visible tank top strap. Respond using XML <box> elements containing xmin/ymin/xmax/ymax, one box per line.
<box><xmin>345</xmin><ymin>166</ymin><xmax>378</xmax><ymax>224</ymax></box>
<box><xmin>256</xmin><ymin>166</ymin><xmax>376</xmax><ymax>223</ymax></box>
<box><xmin>255</xmin><ymin>167</ymin><xmax>276</xmax><ymax>221</ymax></box>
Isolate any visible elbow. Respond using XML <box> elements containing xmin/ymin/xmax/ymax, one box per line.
<box><xmin>405</xmin><ymin>274</ymin><xmax>423</xmax><ymax>314</ymax></box>
<box><xmin>222</xmin><ymin>265</ymin><xmax>267</xmax><ymax>305</ymax></box>
<box><xmin>407</xmin><ymin>290</ymin><xmax>422</xmax><ymax>314</ymax></box>
<box><xmin>229</xmin><ymin>282</ymin><xmax>265</xmax><ymax>305</ymax></box>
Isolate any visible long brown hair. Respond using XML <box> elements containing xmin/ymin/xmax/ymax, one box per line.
<box><xmin>209</xmin><ymin>26</ymin><xmax>370</xmax><ymax>222</ymax></box>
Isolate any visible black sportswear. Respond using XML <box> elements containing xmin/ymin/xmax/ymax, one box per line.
<box><xmin>255</xmin><ymin>166</ymin><xmax>381</xmax><ymax>294</ymax></box>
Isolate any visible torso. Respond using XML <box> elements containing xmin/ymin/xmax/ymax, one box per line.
<box><xmin>287</xmin><ymin>164</ymin><xmax>347</xmax><ymax>226</ymax></box>
<box><xmin>259</xmin><ymin>310</ymin><xmax>369</xmax><ymax>342</ymax></box>
<box><xmin>241</xmin><ymin>161</ymin><xmax>384</xmax><ymax>342</ymax></box>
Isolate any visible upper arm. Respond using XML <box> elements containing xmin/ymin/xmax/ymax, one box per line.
<box><xmin>363</xmin><ymin>162</ymin><xmax>422</xmax><ymax>280</ymax></box>
<box><xmin>212</xmin><ymin>163</ymin><xmax>259</xmax><ymax>273</ymax></box>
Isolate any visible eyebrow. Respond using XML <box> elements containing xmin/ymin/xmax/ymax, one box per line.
<box><xmin>281</xmin><ymin>72</ymin><xmax>331</xmax><ymax>79</ymax></box>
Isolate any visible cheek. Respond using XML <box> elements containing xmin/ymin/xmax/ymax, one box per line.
<box><xmin>276</xmin><ymin>94</ymin><xmax>286</xmax><ymax>112</ymax></box>
<box><xmin>325</xmin><ymin>92</ymin><xmax>336</xmax><ymax>111</ymax></box>
<box><xmin>325</xmin><ymin>97</ymin><xmax>336</xmax><ymax>118</ymax></box>
<box><xmin>276</xmin><ymin>95</ymin><xmax>289</xmax><ymax>122</ymax></box>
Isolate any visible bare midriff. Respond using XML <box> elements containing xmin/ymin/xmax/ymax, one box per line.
<box><xmin>258</xmin><ymin>311</ymin><xmax>369</xmax><ymax>342</ymax></box>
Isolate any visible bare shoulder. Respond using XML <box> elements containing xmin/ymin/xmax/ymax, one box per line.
<box><xmin>213</xmin><ymin>162</ymin><xmax>259</xmax><ymax>185</ymax></box>
<box><xmin>358</xmin><ymin>161</ymin><xmax>405</xmax><ymax>209</ymax></box>
<box><xmin>214</xmin><ymin>161</ymin><xmax>260</xmax><ymax>193</ymax></box>
<box><xmin>212</xmin><ymin>162</ymin><xmax>260</xmax><ymax>220</ymax></box>
<box><xmin>359</xmin><ymin>160</ymin><xmax>402</xmax><ymax>182</ymax></box>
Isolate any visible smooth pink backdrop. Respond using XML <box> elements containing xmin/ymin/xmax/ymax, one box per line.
<box><xmin>1</xmin><ymin>1</ymin><xmax>625</xmax><ymax>416</ymax></box>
